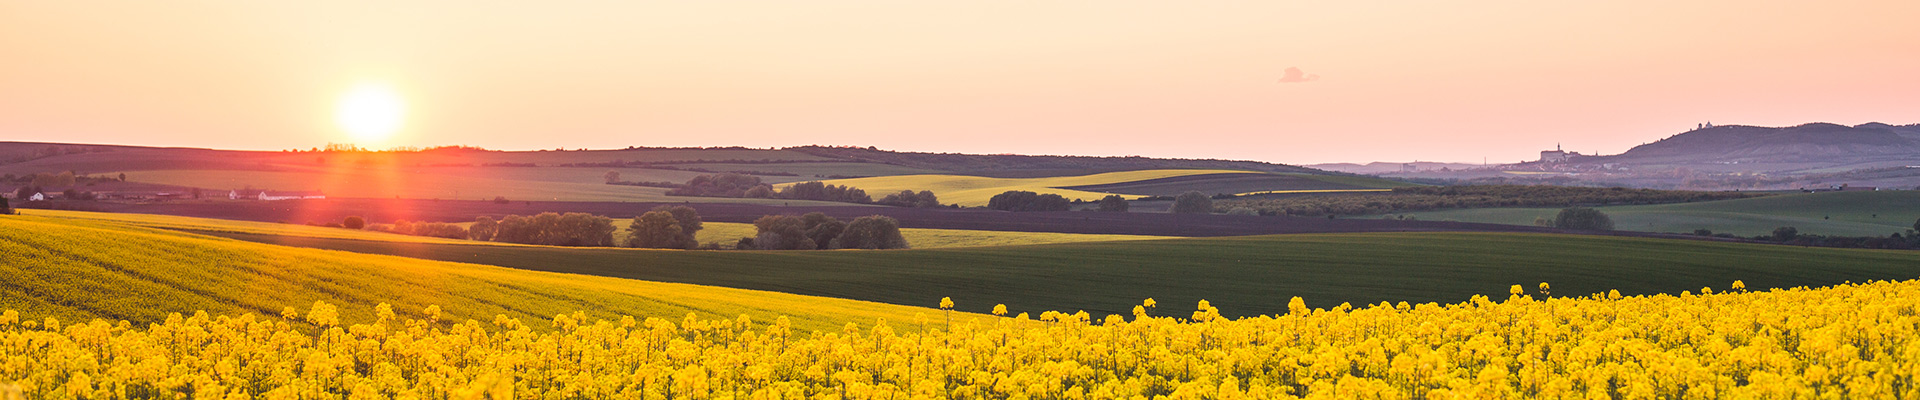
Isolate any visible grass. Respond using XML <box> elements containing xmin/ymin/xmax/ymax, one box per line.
<box><xmin>204</xmin><ymin>228</ymin><xmax>1920</xmax><ymax>321</ymax></box>
<box><xmin>795</xmin><ymin>169</ymin><xmax>1261</xmax><ymax>206</ymax></box>
<box><xmin>0</xmin><ymin>213</ymin><xmax>971</xmax><ymax>333</ymax></box>
<box><xmin>1395</xmin><ymin>191</ymin><xmax>1920</xmax><ymax>237</ymax></box>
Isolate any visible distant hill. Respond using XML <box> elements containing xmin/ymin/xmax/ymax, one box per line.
<box><xmin>785</xmin><ymin>145</ymin><xmax>1326</xmax><ymax>176</ymax></box>
<box><xmin>1309</xmin><ymin>161</ymin><xmax>1489</xmax><ymax>174</ymax></box>
<box><xmin>1606</xmin><ymin>122</ymin><xmax>1920</xmax><ymax>164</ymax></box>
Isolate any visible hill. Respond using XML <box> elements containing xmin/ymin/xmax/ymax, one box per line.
<box><xmin>201</xmin><ymin>227</ymin><xmax>1920</xmax><ymax>320</ymax></box>
<box><xmin>1396</xmin><ymin>190</ymin><xmax>1920</xmax><ymax>237</ymax></box>
<box><xmin>1611</xmin><ymin>122</ymin><xmax>1920</xmax><ymax>163</ymax></box>
<box><xmin>785</xmin><ymin>145</ymin><xmax>1323</xmax><ymax>175</ymax></box>
<box><xmin>0</xmin><ymin>213</ymin><xmax>968</xmax><ymax>332</ymax></box>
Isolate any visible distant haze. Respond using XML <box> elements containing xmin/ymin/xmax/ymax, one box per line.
<box><xmin>3</xmin><ymin>1</ymin><xmax>1917</xmax><ymax>164</ymax></box>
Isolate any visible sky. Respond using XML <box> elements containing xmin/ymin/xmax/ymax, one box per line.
<box><xmin>3</xmin><ymin>1</ymin><xmax>1917</xmax><ymax>165</ymax></box>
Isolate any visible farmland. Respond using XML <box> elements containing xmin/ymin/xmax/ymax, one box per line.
<box><xmin>1060</xmin><ymin>172</ymin><xmax>1412</xmax><ymax>196</ymax></box>
<box><xmin>0</xmin><ymin>214</ymin><xmax>973</xmax><ymax>333</ymax></box>
<box><xmin>1397</xmin><ymin>190</ymin><xmax>1920</xmax><ymax>237</ymax></box>
<box><xmin>790</xmin><ymin>169</ymin><xmax>1260</xmax><ymax>206</ymax></box>
<box><xmin>7</xmin><ymin>277</ymin><xmax>1916</xmax><ymax>398</ymax></box>
<box><xmin>205</xmin><ymin>228</ymin><xmax>1920</xmax><ymax>320</ymax></box>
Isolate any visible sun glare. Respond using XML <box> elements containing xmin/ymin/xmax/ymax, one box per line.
<box><xmin>335</xmin><ymin>84</ymin><xmax>405</xmax><ymax>143</ymax></box>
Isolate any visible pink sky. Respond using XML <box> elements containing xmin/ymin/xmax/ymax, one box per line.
<box><xmin>3</xmin><ymin>1</ymin><xmax>1917</xmax><ymax>165</ymax></box>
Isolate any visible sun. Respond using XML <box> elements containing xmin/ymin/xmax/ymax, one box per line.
<box><xmin>335</xmin><ymin>84</ymin><xmax>405</xmax><ymax>143</ymax></box>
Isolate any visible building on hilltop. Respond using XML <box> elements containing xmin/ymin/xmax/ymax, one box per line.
<box><xmin>1539</xmin><ymin>144</ymin><xmax>1584</xmax><ymax>163</ymax></box>
<box><xmin>230</xmin><ymin>189</ymin><xmax>326</xmax><ymax>200</ymax></box>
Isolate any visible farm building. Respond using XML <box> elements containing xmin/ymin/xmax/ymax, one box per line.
<box><xmin>27</xmin><ymin>192</ymin><xmax>45</xmax><ymax>201</ymax></box>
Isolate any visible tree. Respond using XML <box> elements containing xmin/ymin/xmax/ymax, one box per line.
<box><xmin>190</xmin><ymin>188</ymin><xmax>202</xmax><ymax>199</ymax></box>
<box><xmin>801</xmin><ymin>212</ymin><xmax>846</xmax><ymax>249</ymax></box>
<box><xmin>493</xmin><ymin>215</ymin><xmax>532</xmax><ymax>243</ymax></box>
<box><xmin>12</xmin><ymin>186</ymin><xmax>32</xmax><ymax>200</ymax></box>
<box><xmin>1552</xmin><ymin>207</ymin><xmax>1614</xmax><ymax>230</ymax></box>
<box><xmin>1773</xmin><ymin>226</ymin><xmax>1799</xmax><ymax>242</ymax></box>
<box><xmin>469</xmin><ymin>216</ymin><xmax>497</xmax><ymax>241</ymax></box>
<box><xmin>753</xmin><ymin>215</ymin><xmax>816</xmax><ymax>250</ymax></box>
<box><xmin>1096</xmin><ymin>195</ymin><xmax>1129</xmax><ymax>212</ymax></box>
<box><xmin>878</xmin><ymin>190</ymin><xmax>941</xmax><ymax>208</ymax></box>
<box><xmin>492</xmin><ymin>196</ymin><xmax>510</xmax><ymax>204</ymax></box>
<box><xmin>1170</xmin><ymin>191</ymin><xmax>1213</xmax><ymax>214</ymax></box>
<box><xmin>651</xmin><ymin>205</ymin><xmax>703</xmax><ymax>244</ymax></box>
<box><xmin>743</xmin><ymin>185</ymin><xmax>775</xmax><ymax>199</ymax></box>
<box><xmin>343</xmin><ymin>216</ymin><xmax>366</xmax><ymax>230</ymax></box>
<box><xmin>987</xmin><ymin>191</ymin><xmax>1071</xmax><ymax>212</ymax></box>
<box><xmin>117</xmin><ymin>173</ymin><xmax>126</xmax><ymax>182</ymax></box>
<box><xmin>604</xmin><ymin>170</ymin><xmax>621</xmax><ymax>184</ymax></box>
<box><xmin>1912</xmin><ymin>218</ymin><xmax>1919</xmax><ymax>232</ymax></box>
<box><xmin>626</xmin><ymin>211</ymin><xmax>687</xmax><ymax>249</ymax></box>
<box><xmin>0</xmin><ymin>197</ymin><xmax>10</xmax><ymax>215</ymax></box>
<box><xmin>830</xmin><ymin>215</ymin><xmax>910</xmax><ymax>249</ymax></box>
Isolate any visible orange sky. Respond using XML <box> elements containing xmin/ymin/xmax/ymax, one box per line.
<box><xmin>4</xmin><ymin>1</ymin><xmax>1917</xmax><ymax>164</ymax></box>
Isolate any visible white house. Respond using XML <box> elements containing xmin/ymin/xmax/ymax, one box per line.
<box><xmin>27</xmin><ymin>192</ymin><xmax>45</xmax><ymax>201</ymax></box>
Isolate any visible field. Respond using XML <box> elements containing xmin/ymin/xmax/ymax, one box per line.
<box><xmin>0</xmin><ymin>213</ymin><xmax>975</xmax><ymax>333</ymax></box>
<box><xmin>790</xmin><ymin>169</ymin><xmax>1260</xmax><ymax>206</ymax></box>
<box><xmin>655</xmin><ymin>221</ymin><xmax>1174</xmax><ymax>249</ymax></box>
<box><xmin>204</xmin><ymin>228</ymin><xmax>1920</xmax><ymax>320</ymax></box>
<box><xmin>1058</xmin><ymin>172</ymin><xmax>1411</xmax><ymax>196</ymax></box>
<box><xmin>83</xmin><ymin>198</ymin><xmax>1566</xmax><ymax>237</ymax></box>
<box><xmin>113</xmin><ymin>166</ymin><xmax>844</xmax><ymax>204</ymax></box>
<box><xmin>1397</xmin><ymin>190</ymin><xmax>1920</xmax><ymax>237</ymax></box>
<box><xmin>8</xmin><ymin>277</ymin><xmax>1916</xmax><ymax>398</ymax></box>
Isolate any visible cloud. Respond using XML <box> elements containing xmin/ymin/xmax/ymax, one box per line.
<box><xmin>1277</xmin><ymin>67</ymin><xmax>1320</xmax><ymax>83</ymax></box>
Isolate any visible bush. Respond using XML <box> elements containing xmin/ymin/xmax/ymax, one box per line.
<box><xmin>831</xmin><ymin>215</ymin><xmax>910</xmax><ymax>249</ymax></box>
<box><xmin>753</xmin><ymin>215</ymin><xmax>816</xmax><ymax>250</ymax></box>
<box><xmin>986</xmin><ymin>191</ymin><xmax>1071</xmax><ymax>212</ymax></box>
<box><xmin>492</xmin><ymin>196</ymin><xmax>510</xmax><ymax>204</ymax></box>
<box><xmin>627</xmin><ymin>211</ymin><xmax>688</xmax><ymax>249</ymax></box>
<box><xmin>1096</xmin><ymin>195</ymin><xmax>1129</xmax><ymax>212</ymax></box>
<box><xmin>1552</xmin><ymin>208</ymin><xmax>1614</xmax><ymax>230</ymax></box>
<box><xmin>1773</xmin><ymin>226</ymin><xmax>1799</xmax><ymax>242</ymax></box>
<box><xmin>342</xmin><ymin>216</ymin><xmax>366</xmax><ymax>230</ymax></box>
<box><xmin>1693</xmin><ymin>229</ymin><xmax>1714</xmax><ymax>236</ymax></box>
<box><xmin>1226</xmin><ymin>207</ymin><xmax>1259</xmax><ymax>216</ymax></box>
<box><xmin>1170</xmin><ymin>191</ymin><xmax>1213</xmax><ymax>214</ymax></box>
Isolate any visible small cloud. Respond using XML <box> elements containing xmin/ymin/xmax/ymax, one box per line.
<box><xmin>1277</xmin><ymin>67</ymin><xmax>1320</xmax><ymax>83</ymax></box>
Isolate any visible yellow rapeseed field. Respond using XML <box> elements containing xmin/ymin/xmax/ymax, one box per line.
<box><xmin>5</xmin><ymin>278</ymin><xmax>1915</xmax><ymax>399</ymax></box>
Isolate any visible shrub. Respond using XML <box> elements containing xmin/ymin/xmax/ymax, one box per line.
<box><xmin>1226</xmin><ymin>207</ymin><xmax>1259</xmax><ymax>216</ymax></box>
<box><xmin>986</xmin><ymin>191</ymin><xmax>1071</xmax><ymax>212</ymax></box>
<box><xmin>1096</xmin><ymin>195</ymin><xmax>1129</xmax><ymax>212</ymax></box>
<box><xmin>1552</xmin><ymin>208</ymin><xmax>1614</xmax><ymax>230</ymax></box>
<box><xmin>779</xmin><ymin>181</ymin><xmax>872</xmax><ymax>203</ymax></box>
<box><xmin>1693</xmin><ymin>229</ymin><xmax>1714</xmax><ymax>236</ymax></box>
<box><xmin>492</xmin><ymin>196</ymin><xmax>510</xmax><ymax>204</ymax></box>
<box><xmin>1170</xmin><ymin>191</ymin><xmax>1213</xmax><ymax>214</ymax></box>
<box><xmin>830</xmin><ymin>215</ymin><xmax>910</xmax><ymax>249</ymax></box>
<box><xmin>670</xmin><ymin>173</ymin><xmax>766</xmax><ymax>197</ymax></box>
<box><xmin>342</xmin><ymin>216</ymin><xmax>366</xmax><ymax>230</ymax></box>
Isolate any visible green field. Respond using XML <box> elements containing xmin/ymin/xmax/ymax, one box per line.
<box><xmin>0</xmin><ymin>214</ymin><xmax>973</xmax><ymax>332</ymax></box>
<box><xmin>205</xmin><ymin>228</ymin><xmax>1920</xmax><ymax>320</ymax></box>
<box><xmin>795</xmin><ymin>169</ymin><xmax>1260</xmax><ymax>206</ymax></box>
<box><xmin>1396</xmin><ymin>191</ymin><xmax>1920</xmax><ymax>237</ymax></box>
<box><xmin>651</xmin><ymin>221</ymin><xmax>1173</xmax><ymax>249</ymax></box>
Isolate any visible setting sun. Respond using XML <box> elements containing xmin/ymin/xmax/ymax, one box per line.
<box><xmin>334</xmin><ymin>84</ymin><xmax>404</xmax><ymax>143</ymax></box>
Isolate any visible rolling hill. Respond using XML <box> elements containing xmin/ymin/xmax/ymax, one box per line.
<box><xmin>791</xmin><ymin>170</ymin><xmax>1410</xmax><ymax>206</ymax></box>
<box><xmin>0</xmin><ymin>213</ymin><xmax>971</xmax><ymax>332</ymax></box>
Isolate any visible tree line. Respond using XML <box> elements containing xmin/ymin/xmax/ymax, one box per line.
<box><xmin>652</xmin><ymin>173</ymin><xmax>945</xmax><ymax>207</ymax></box>
<box><xmin>336</xmin><ymin>206</ymin><xmax>908</xmax><ymax>250</ymax></box>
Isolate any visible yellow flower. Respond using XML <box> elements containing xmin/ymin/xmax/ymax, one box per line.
<box><xmin>992</xmin><ymin>304</ymin><xmax>1007</xmax><ymax>316</ymax></box>
<box><xmin>939</xmin><ymin>297</ymin><xmax>954</xmax><ymax>309</ymax></box>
